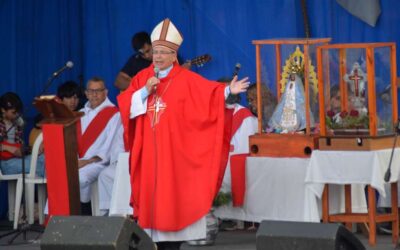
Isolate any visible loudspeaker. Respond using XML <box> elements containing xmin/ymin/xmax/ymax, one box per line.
<box><xmin>256</xmin><ymin>220</ymin><xmax>365</xmax><ymax>250</ymax></box>
<box><xmin>40</xmin><ymin>216</ymin><xmax>155</xmax><ymax>250</ymax></box>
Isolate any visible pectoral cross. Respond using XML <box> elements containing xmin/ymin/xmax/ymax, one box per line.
<box><xmin>147</xmin><ymin>96</ymin><xmax>167</xmax><ymax>127</ymax></box>
<box><xmin>349</xmin><ymin>69</ymin><xmax>364</xmax><ymax>97</ymax></box>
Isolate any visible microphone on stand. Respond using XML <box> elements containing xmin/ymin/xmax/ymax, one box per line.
<box><xmin>52</xmin><ymin>61</ymin><xmax>74</xmax><ymax>77</ymax></box>
<box><xmin>232</xmin><ymin>63</ymin><xmax>241</xmax><ymax>77</ymax></box>
<box><xmin>40</xmin><ymin>61</ymin><xmax>74</xmax><ymax>96</ymax></box>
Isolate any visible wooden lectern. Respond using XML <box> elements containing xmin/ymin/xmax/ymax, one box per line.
<box><xmin>33</xmin><ymin>96</ymin><xmax>83</xmax><ymax>216</ymax></box>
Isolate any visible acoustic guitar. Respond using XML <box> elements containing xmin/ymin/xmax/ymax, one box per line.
<box><xmin>0</xmin><ymin>141</ymin><xmax>21</xmax><ymax>160</ymax></box>
<box><xmin>188</xmin><ymin>54</ymin><xmax>212</xmax><ymax>68</ymax></box>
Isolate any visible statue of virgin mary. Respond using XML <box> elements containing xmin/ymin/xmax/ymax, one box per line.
<box><xmin>268</xmin><ymin>73</ymin><xmax>314</xmax><ymax>133</ymax></box>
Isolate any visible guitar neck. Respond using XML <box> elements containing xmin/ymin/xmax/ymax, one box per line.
<box><xmin>189</xmin><ymin>54</ymin><xmax>211</xmax><ymax>67</ymax></box>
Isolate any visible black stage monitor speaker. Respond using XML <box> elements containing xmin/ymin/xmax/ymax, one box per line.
<box><xmin>256</xmin><ymin>220</ymin><xmax>365</xmax><ymax>250</ymax></box>
<box><xmin>40</xmin><ymin>216</ymin><xmax>156</xmax><ymax>250</ymax></box>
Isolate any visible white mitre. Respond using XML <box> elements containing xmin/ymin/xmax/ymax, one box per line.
<box><xmin>151</xmin><ymin>18</ymin><xmax>183</xmax><ymax>51</ymax></box>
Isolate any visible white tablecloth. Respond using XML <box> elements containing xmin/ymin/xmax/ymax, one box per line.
<box><xmin>214</xmin><ymin>157</ymin><xmax>310</xmax><ymax>222</ymax></box>
<box><xmin>304</xmin><ymin>148</ymin><xmax>400</xmax><ymax>221</ymax></box>
<box><xmin>109</xmin><ymin>152</ymin><xmax>132</xmax><ymax>216</ymax></box>
<box><xmin>214</xmin><ymin>156</ymin><xmax>367</xmax><ymax>223</ymax></box>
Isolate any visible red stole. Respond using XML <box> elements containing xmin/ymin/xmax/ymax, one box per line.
<box><xmin>230</xmin><ymin>107</ymin><xmax>254</xmax><ymax>152</ymax></box>
<box><xmin>229</xmin><ymin>107</ymin><xmax>254</xmax><ymax>206</ymax></box>
<box><xmin>118</xmin><ymin>63</ymin><xmax>231</xmax><ymax>231</ymax></box>
<box><xmin>76</xmin><ymin>106</ymin><xmax>118</xmax><ymax>158</ymax></box>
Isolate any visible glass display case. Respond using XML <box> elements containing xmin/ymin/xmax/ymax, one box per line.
<box><xmin>317</xmin><ymin>42</ymin><xmax>398</xmax><ymax>150</ymax></box>
<box><xmin>249</xmin><ymin>38</ymin><xmax>331</xmax><ymax>157</ymax></box>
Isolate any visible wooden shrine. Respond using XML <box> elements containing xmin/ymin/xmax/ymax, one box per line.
<box><xmin>317</xmin><ymin>42</ymin><xmax>398</xmax><ymax>150</ymax></box>
<box><xmin>249</xmin><ymin>38</ymin><xmax>330</xmax><ymax>157</ymax></box>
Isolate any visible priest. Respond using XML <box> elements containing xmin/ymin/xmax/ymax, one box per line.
<box><xmin>77</xmin><ymin>77</ymin><xmax>121</xmax><ymax>214</ymax></box>
<box><xmin>117</xmin><ymin>18</ymin><xmax>250</xmax><ymax>250</ymax></box>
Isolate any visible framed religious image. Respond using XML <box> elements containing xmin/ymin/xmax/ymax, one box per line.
<box><xmin>317</xmin><ymin>42</ymin><xmax>398</xmax><ymax>150</ymax></box>
<box><xmin>249</xmin><ymin>38</ymin><xmax>331</xmax><ymax>157</ymax></box>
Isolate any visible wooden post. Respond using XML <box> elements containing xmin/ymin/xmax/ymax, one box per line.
<box><xmin>255</xmin><ymin>44</ymin><xmax>262</xmax><ymax>133</ymax></box>
<box><xmin>366</xmin><ymin>47</ymin><xmax>377</xmax><ymax>136</ymax></box>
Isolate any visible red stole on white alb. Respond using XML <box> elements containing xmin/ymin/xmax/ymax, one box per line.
<box><xmin>76</xmin><ymin>106</ymin><xmax>118</xmax><ymax>158</ymax></box>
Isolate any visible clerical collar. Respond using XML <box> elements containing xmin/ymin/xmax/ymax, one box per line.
<box><xmin>158</xmin><ymin>65</ymin><xmax>173</xmax><ymax>79</ymax></box>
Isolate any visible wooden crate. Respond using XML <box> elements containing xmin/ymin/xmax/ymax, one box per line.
<box><xmin>319</xmin><ymin>134</ymin><xmax>399</xmax><ymax>151</ymax></box>
<box><xmin>249</xmin><ymin>133</ymin><xmax>319</xmax><ymax>158</ymax></box>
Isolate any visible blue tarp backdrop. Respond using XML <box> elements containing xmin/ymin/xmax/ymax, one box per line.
<box><xmin>0</xmin><ymin>0</ymin><xmax>399</xmax><ymax>124</ymax></box>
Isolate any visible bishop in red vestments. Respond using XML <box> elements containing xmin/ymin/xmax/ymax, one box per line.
<box><xmin>117</xmin><ymin>18</ymin><xmax>249</xmax><ymax>248</ymax></box>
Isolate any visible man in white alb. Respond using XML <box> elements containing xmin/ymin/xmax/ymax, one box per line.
<box><xmin>77</xmin><ymin>77</ymin><xmax>121</xmax><ymax>214</ymax></box>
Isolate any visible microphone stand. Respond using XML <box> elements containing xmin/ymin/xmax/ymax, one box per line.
<box><xmin>384</xmin><ymin>120</ymin><xmax>400</xmax><ymax>182</ymax></box>
<box><xmin>0</xmin><ymin>117</ymin><xmax>44</xmax><ymax>244</ymax></box>
<box><xmin>39</xmin><ymin>74</ymin><xmax>58</xmax><ymax>97</ymax></box>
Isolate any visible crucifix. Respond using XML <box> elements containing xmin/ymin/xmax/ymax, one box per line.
<box><xmin>147</xmin><ymin>96</ymin><xmax>167</xmax><ymax>127</ymax></box>
<box><xmin>348</xmin><ymin>68</ymin><xmax>364</xmax><ymax>97</ymax></box>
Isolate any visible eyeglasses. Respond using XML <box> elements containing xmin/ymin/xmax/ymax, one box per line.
<box><xmin>85</xmin><ymin>88</ymin><xmax>105</xmax><ymax>95</ymax></box>
<box><xmin>152</xmin><ymin>50</ymin><xmax>175</xmax><ymax>55</ymax></box>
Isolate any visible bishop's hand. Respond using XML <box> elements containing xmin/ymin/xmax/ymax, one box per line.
<box><xmin>229</xmin><ymin>76</ymin><xmax>250</xmax><ymax>95</ymax></box>
<box><xmin>146</xmin><ymin>76</ymin><xmax>160</xmax><ymax>93</ymax></box>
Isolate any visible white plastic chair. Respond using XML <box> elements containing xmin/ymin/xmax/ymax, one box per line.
<box><xmin>0</xmin><ymin>166</ymin><xmax>21</xmax><ymax>222</ymax></box>
<box><xmin>90</xmin><ymin>180</ymin><xmax>101</xmax><ymax>216</ymax></box>
<box><xmin>13</xmin><ymin>132</ymin><xmax>47</xmax><ymax>229</ymax></box>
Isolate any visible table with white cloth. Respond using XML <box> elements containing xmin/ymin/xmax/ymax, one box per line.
<box><xmin>109</xmin><ymin>154</ymin><xmax>368</xmax><ymax>224</ymax></box>
<box><xmin>304</xmin><ymin>149</ymin><xmax>400</xmax><ymax>245</ymax></box>
<box><xmin>214</xmin><ymin>156</ymin><xmax>367</xmax><ymax>223</ymax></box>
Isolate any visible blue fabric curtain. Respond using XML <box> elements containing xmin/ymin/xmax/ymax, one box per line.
<box><xmin>1</xmin><ymin>0</ymin><xmax>400</xmax><ymax>123</ymax></box>
<box><xmin>0</xmin><ymin>0</ymin><xmax>83</xmax><ymax>119</ymax></box>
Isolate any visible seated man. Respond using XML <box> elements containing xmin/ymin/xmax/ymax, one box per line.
<box><xmin>0</xmin><ymin>92</ymin><xmax>45</xmax><ymax>177</ymax></box>
<box><xmin>218</xmin><ymin>77</ymin><xmax>258</xmax><ymax>191</ymax></box>
<box><xmin>97</xmin><ymin>125</ymin><xmax>126</xmax><ymax>216</ymax></box>
<box><xmin>78</xmin><ymin>77</ymin><xmax>122</xmax><ymax>214</ymax></box>
<box><xmin>217</xmin><ymin>78</ymin><xmax>258</xmax><ymax>230</ymax></box>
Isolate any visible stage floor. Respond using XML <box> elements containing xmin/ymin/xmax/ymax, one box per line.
<box><xmin>0</xmin><ymin>224</ymin><xmax>397</xmax><ymax>250</ymax></box>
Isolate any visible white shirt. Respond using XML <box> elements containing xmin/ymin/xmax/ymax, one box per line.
<box><xmin>230</xmin><ymin>104</ymin><xmax>258</xmax><ymax>155</ymax></box>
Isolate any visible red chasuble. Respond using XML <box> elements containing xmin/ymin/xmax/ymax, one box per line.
<box><xmin>118</xmin><ymin>63</ymin><xmax>231</xmax><ymax>231</ymax></box>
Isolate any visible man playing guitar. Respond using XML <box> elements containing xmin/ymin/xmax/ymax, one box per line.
<box><xmin>0</xmin><ymin>92</ymin><xmax>45</xmax><ymax>177</ymax></box>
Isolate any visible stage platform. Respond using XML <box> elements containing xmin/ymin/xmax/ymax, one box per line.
<box><xmin>0</xmin><ymin>222</ymin><xmax>397</xmax><ymax>250</ymax></box>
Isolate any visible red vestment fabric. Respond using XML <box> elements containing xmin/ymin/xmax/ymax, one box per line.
<box><xmin>228</xmin><ymin>107</ymin><xmax>253</xmax><ymax>206</ymax></box>
<box><xmin>230</xmin><ymin>153</ymin><xmax>248</xmax><ymax>207</ymax></box>
<box><xmin>42</xmin><ymin>124</ymin><xmax>70</xmax><ymax>216</ymax></box>
<box><xmin>76</xmin><ymin>106</ymin><xmax>118</xmax><ymax>158</ymax></box>
<box><xmin>118</xmin><ymin>63</ymin><xmax>230</xmax><ymax>231</ymax></box>
<box><xmin>229</xmin><ymin>107</ymin><xmax>254</xmax><ymax>152</ymax></box>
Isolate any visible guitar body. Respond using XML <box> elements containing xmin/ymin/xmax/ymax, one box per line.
<box><xmin>0</xmin><ymin>141</ymin><xmax>21</xmax><ymax>160</ymax></box>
